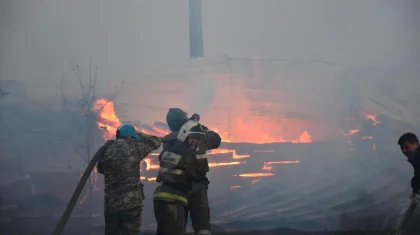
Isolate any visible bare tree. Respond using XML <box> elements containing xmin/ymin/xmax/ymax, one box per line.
<box><xmin>59</xmin><ymin>57</ymin><xmax>123</xmax><ymax>216</ymax></box>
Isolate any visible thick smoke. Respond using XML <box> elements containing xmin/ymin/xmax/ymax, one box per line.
<box><xmin>187</xmin><ymin>74</ymin><xmax>215</xmax><ymax>117</ymax></box>
<box><xmin>1</xmin><ymin>0</ymin><xmax>419</xmax><ymax>233</ymax></box>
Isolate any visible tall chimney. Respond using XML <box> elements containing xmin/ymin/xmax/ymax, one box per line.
<box><xmin>189</xmin><ymin>0</ymin><xmax>204</xmax><ymax>58</ymax></box>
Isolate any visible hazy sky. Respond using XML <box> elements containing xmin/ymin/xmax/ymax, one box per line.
<box><xmin>1</xmin><ymin>2</ymin><xmax>419</xmax><ymax>228</ymax></box>
<box><xmin>1</xmin><ymin>0</ymin><xmax>419</xmax><ymax>85</ymax></box>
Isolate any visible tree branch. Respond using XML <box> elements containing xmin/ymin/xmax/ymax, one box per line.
<box><xmin>89</xmin><ymin>56</ymin><xmax>92</xmax><ymax>98</ymax></box>
<box><xmin>91</xmin><ymin>65</ymin><xmax>98</xmax><ymax>105</ymax></box>
<box><xmin>95</xmin><ymin>81</ymin><xmax>124</xmax><ymax>116</ymax></box>
<box><xmin>70</xmin><ymin>60</ymin><xmax>86</xmax><ymax>99</ymax></box>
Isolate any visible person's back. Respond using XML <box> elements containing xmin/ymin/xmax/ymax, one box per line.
<box><xmin>161</xmin><ymin>114</ymin><xmax>221</xmax><ymax>178</ymax></box>
<box><xmin>154</xmin><ymin>141</ymin><xmax>198</xmax><ymax>200</ymax></box>
<box><xmin>410</xmin><ymin>147</ymin><xmax>420</xmax><ymax>194</ymax></box>
<box><xmin>186</xmin><ymin>114</ymin><xmax>221</xmax><ymax>235</ymax></box>
<box><xmin>163</xmin><ymin>110</ymin><xmax>222</xmax><ymax>234</ymax></box>
<box><xmin>97</xmin><ymin>123</ymin><xmax>161</xmax><ymax>235</ymax></box>
<box><xmin>101</xmin><ymin>139</ymin><xmax>147</xmax><ymax>210</ymax></box>
<box><xmin>153</xmin><ymin>120</ymin><xmax>204</xmax><ymax>235</ymax></box>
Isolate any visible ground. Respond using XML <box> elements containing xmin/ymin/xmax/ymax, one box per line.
<box><xmin>0</xmin><ymin>219</ymin><xmax>409</xmax><ymax>235</ymax></box>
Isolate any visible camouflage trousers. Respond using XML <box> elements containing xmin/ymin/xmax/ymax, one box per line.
<box><xmin>185</xmin><ymin>182</ymin><xmax>211</xmax><ymax>235</ymax></box>
<box><xmin>154</xmin><ymin>200</ymin><xmax>186</xmax><ymax>235</ymax></box>
<box><xmin>105</xmin><ymin>206</ymin><xmax>142</xmax><ymax>235</ymax></box>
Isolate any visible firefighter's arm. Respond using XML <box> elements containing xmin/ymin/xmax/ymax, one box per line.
<box><xmin>201</xmin><ymin>125</ymin><xmax>222</xmax><ymax>150</ymax></box>
<box><xmin>95</xmin><ymin>140</ymin><xmax>114</xmax><ymax>174</ymax></box>
<box><xmin>411</xmin><ymin>149</ymin><xmax>420</xmax><ymax>195</ymax></box>
<box><xmin>137</xmin><ymin>132</ymin><xmax>162</xmax><ymax>149</ymax></box>
<box><xmin>411</xmin><ymin>175</ymin><xmax>420</xmax><ymax>194</ymax></box>
<box><xmin>134</xmin><ymin>135</ymin><xmax>162</xmax><ymax>161</ymax></box>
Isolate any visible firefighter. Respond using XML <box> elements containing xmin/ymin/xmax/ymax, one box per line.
<box><xmin>153</xmin><ymin>120</ymin><xmax>206</xmax><ymax>235</ymax></box>
<box><xmin>186</xmin><ymin>113</ymin><xmax>221</xmax><ymax>235</ymax></box>
<box><xmin>165</xmin><ymin>109</ymin><xmax>222</xmax><ymax>234</ymax></box>
<box><xmin>96</xmin><ymin>123</ymin><xmax>161</xmax><ymax>235</ymax></box>
<box><xmin>398</xmin><ymin>132</ymin><xmax>420</xmax><ymax>198</ymax></box>
<box><xmin>166</xmin><ymin>108</ymin><xmax>189</xmax><ymax>132</ymax></box>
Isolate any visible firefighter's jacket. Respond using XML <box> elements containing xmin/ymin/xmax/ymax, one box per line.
<box><xmin>409</xmin><ymin>147</ymin><xmax>420</xmax><ymax>193</ymax></box>
<box><xmin>160</xmin><ymin>125</ymin><xmax>221</xmax><ymax>183</ymax></box>
<box><xmin>153</xmin><ymin>140</ymin><xmax>200</xmax><ymax>205</ymax></box>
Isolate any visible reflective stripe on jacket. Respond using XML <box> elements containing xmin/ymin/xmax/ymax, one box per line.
<box><xmin>153</xmin><ymin>191</ymin><xmax>188</xmax><ymax>205</ymax></box>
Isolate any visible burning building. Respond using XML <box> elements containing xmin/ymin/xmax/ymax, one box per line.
<box><xmin>85</xmin><ymin>58</ymin><xmax>417</xmax><ymax>230</ymax></box>
<box><xmin>1</xmin><ymin>58</ymin><xmax>419</xmax><ymax>232</ymax></box>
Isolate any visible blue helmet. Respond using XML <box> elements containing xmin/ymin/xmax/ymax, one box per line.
<box><xmin>117</xmin><ymin>123</ymin><xmax>141</xmax><ymax>140</ymax></box>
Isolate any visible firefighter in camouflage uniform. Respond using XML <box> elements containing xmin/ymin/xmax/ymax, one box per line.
<box><xmin>161</xmin><ymin>109</ymin><xmax>222</xmax><ymax>235</ymax></box>
<box><xmin>153</xmin><ymin>119</ymin><xmax>206</xmax><ymax>235</ymax></box>
<box><xmin>96</xmin><ymin>123</ymin><xmax>161</xmax><ymax>235</ymax></box>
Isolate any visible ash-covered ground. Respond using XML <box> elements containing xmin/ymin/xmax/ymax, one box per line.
<box><xmin>0</xmin><ymin>217</ymin><xmax>418</xmax><ymax>235</ymax></box>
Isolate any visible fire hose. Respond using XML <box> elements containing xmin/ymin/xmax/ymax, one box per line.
<box><xmin>52</xmin><ymin>150</ymin><xmax>103</xmax><ymax>235</ymax></box>
<box><xmin>395</xmin><ymin>197</ymin><xmax>418</xmax><ymax>235</ymax></box>
<box><xmin>52</xmin><ymin>132</ymin><xmax>162</xmax><ymax>235</ymax></box>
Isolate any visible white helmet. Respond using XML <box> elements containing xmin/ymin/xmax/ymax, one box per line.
<box><xmin>176</xmin><ymin>120</ymin><xmax>205</xmax><ymax>142</ymax></box>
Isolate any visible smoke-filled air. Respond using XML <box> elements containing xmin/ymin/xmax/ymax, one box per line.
<box><xmin>1</xmin><ymin>1</ymin><xmax>420</xmax><ymax>235</ymax></box>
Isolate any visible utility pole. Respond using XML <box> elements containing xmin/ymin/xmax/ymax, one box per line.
<box><xmin>189</xmin><ymin>0</ymin><xmax>204</xmax><ymax>58</ymax></box>
<box><xmin>225</xmin><ymin>53</ymin><xmax>232</xmax><ymax>139</ymax></box>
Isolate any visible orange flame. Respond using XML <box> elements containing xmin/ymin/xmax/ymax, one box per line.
<box><xmin>208</xmin><ymin>161</ymin><xmax>245</xmax><ymax>167</ymax></box>
<box><xmin>217</xmin><ymin>129</ymin><xmax>313</xmax><ymax>144</ymax></box>
<box><xmin>93</xmin><ymin>98</ymin><xmax>314</xmax><ymax>145</ymax></box>
<box><xmin>208</xmin><ymin>149</ymin><xmax>250</xmax><ymax>159</ymax></box>
<box><xmin>230</xmin><ymin>185</ymin><xmax>242</xmax><ymax>189</ymax></box>
<box><xmin>147</xmin><ymin>177</ymin><xmax>157</xmax><ymax>182</ymax></box>
<box><xmin>94</xmin><ymin>99</ymin><xmax>121</xmax><ymax>140</ymax></box>
<box><xmin>364</xmin><ymin>114</ymin><xmax>380</xmax><ymax>126</ymax></box>
<box><xmin>343</xmin><ymin>110</ymin><xmax>381</xmax><ymax>151</ymax></box>
<box><xmin>262</xmin><ymin>165</ymin><xmax>272</xmax><ymax>171</ymax></box>
<box><xmin>144</xmin><ymin>158</ymin><xmax>160</xmax><ymax>171</ymax></box>
<box><xmin>251</xmin><ymin>179</ymin><xmax>261</xmax><ymax>184</ymax></box>
<box><xmin>92</xmin><ymin>98</ymin><xmax>315</xmax><ymax>186</ymax></box>
<box><xmin>262</xmin><ymin>161</ymin><xmax>299</xmax><ymax>171</ymax></box>
<box><xmin>347</xmin><ymin>129</ymin><xmax>360</xmax><ymax>135</ymax></box>
<box><xmin>139</xmin><ymin>176</ymin><xmax>157</xmax><ymax>182</ymax></box>
<box><xmin>266</xmin><ymin>160</ymin><xmax>300</xmax><ymax>165</ymax></box>
<box><xmin>94</xmin><ymin>98</ymin><xmax>170</xmax><ymax>141</ymax></box>
<box><xmin>236</xmin><ymin>173</ymin><xmax>274</xmax><ymax>178</ymax></box>
<box><xmin>291</xmin><ymin>131</ymin><xmax>312</xmax><ymax>143</ymax></box>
